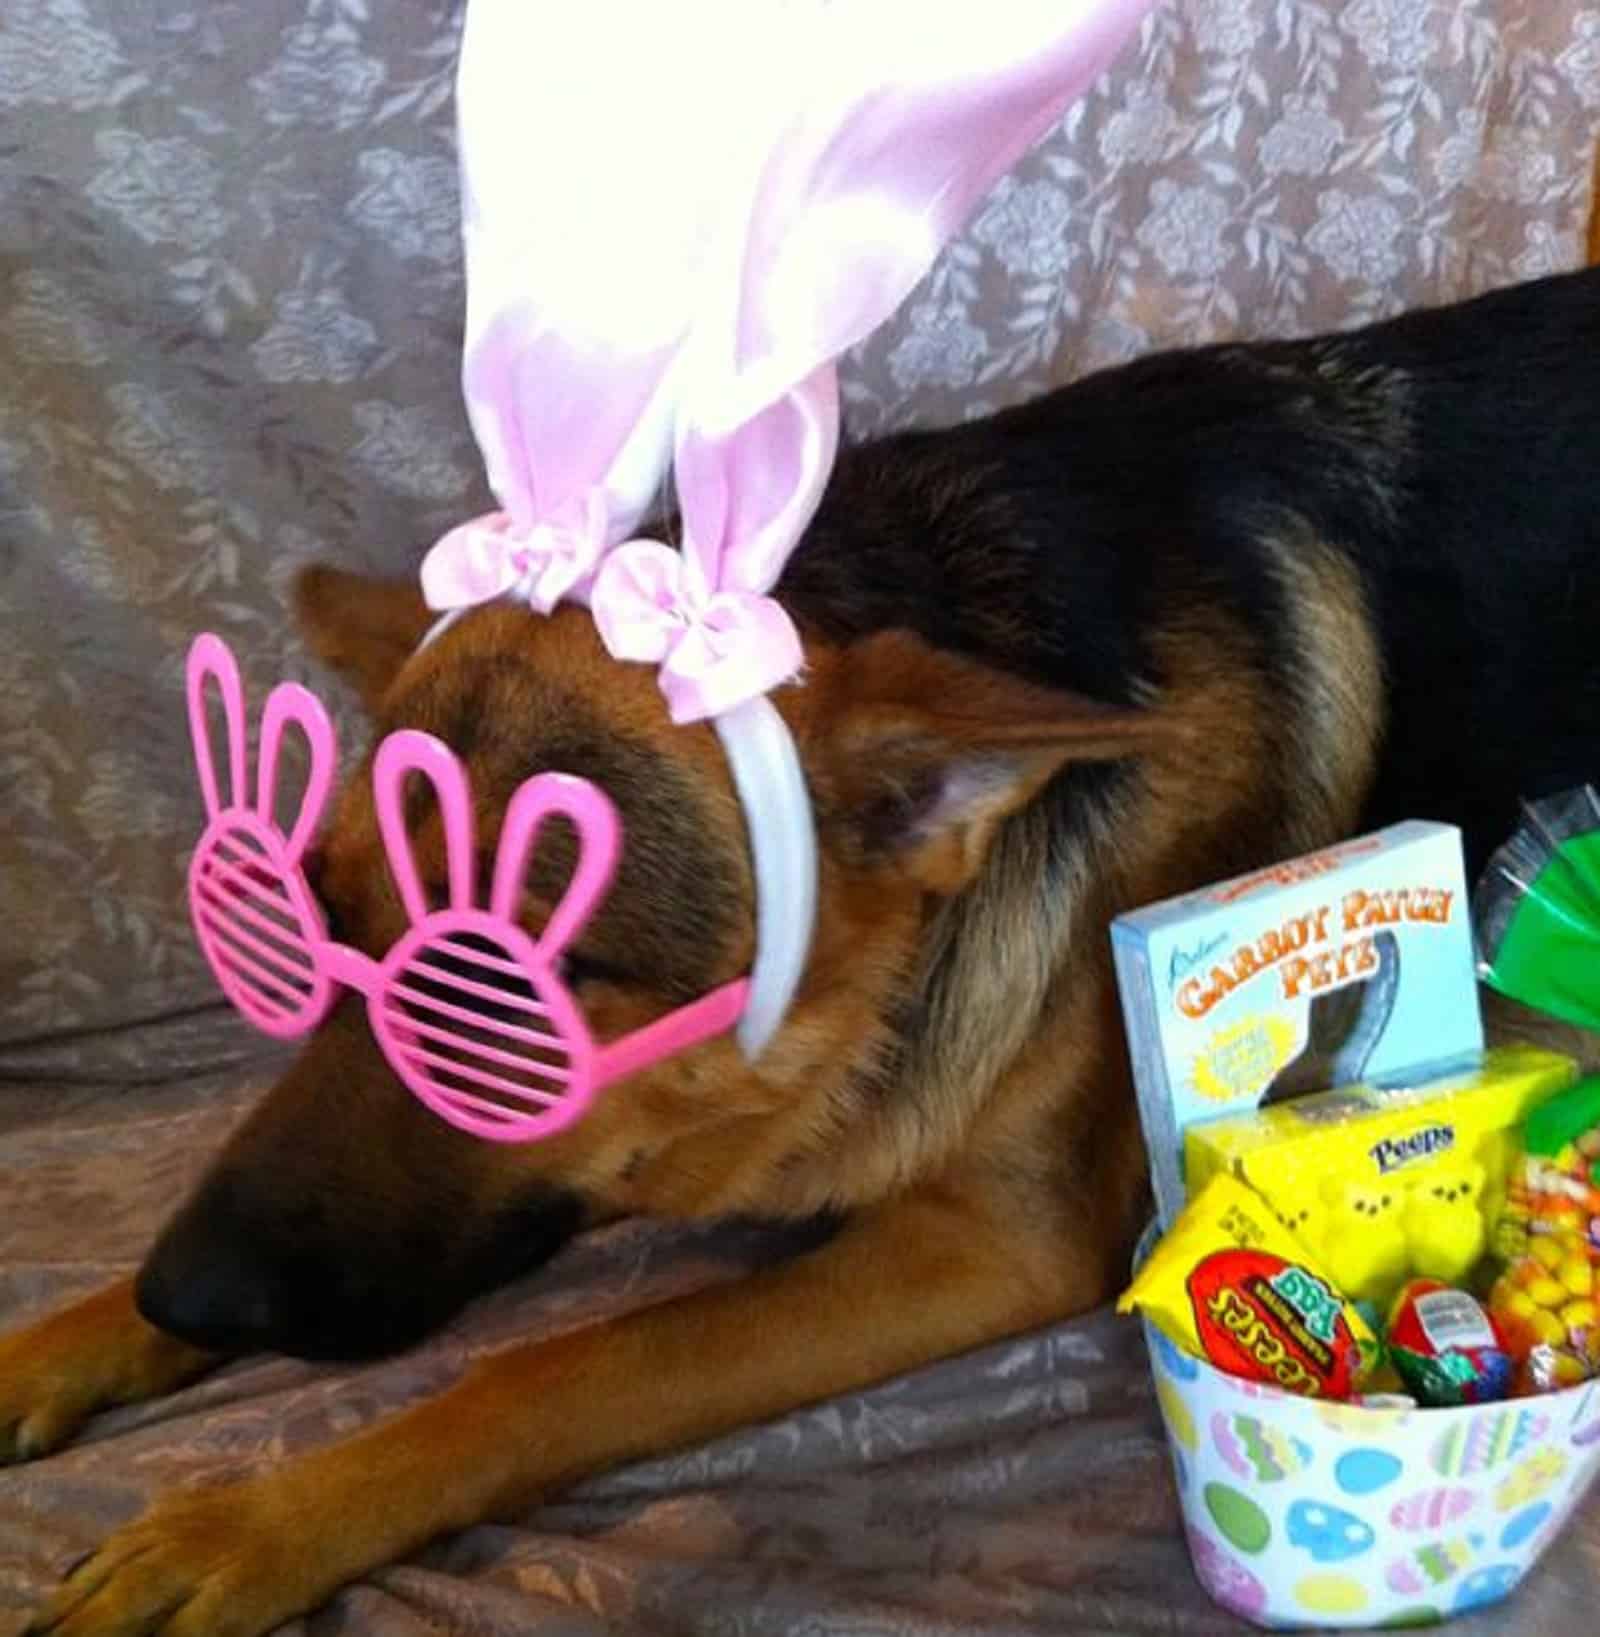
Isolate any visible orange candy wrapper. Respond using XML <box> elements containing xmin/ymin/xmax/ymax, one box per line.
<box><xmin>1121</xmin><ymin>1174</ymin><xmax>1378</xmax><ymax>1399</ymax></box>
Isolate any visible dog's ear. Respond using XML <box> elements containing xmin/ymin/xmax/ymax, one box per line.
<box><xmin>812</xmin><ymin>630</ymin><xmax>1162</xmax><ymax>895</ymax></box>
<box><xmin>292</xmin><ymin>565</ymin><xmax>433</xmax><ymax>712</ymax></box>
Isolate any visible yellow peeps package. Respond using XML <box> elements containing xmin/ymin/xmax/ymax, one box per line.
<box><xmin>1120</xmin><ymin>1173</ymin><xmax>1377</xmax><ymax>1398</ymax></box>
<box><xmin>1184</xmin><ymin>1044</ymin><xmax>1576</xmax><ymax>1308</ymax></box>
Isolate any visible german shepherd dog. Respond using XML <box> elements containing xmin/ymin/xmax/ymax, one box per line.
<box><xmin>6</xmin><ymin>267</ymin><xmax>1599</xmax><ymax>1637</ymax></box>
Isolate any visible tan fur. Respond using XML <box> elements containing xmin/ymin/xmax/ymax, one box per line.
<box><xmin>0</xmin><ymin>1281</ymin><xmax>212</xmax><ymax>1465</ymax></box>
<box><xmin>1255</xmin><ymin>523</ymin><xmax>1385</xmax><ymax>848</ymax></box>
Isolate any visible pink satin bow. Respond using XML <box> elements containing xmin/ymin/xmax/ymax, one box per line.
<box><xmin>422</xmin><ymin>359</ymin><xmax>838</xmax><ymax>726</ymax></box>
<box><xmin>421</xmin><ymin>490</ymin><xmax>610</xmax><ymax>616</ymax></box>
<box><xmin>422</xmin><ymin>502</ymin><xmax>804</xmax><ymax>725</ymax></box>
<box><xmin>591</xmin><ymin>539</ymin><xmax>803</xmax><ymax>726</ymax></box>
<box><xmin>586</xmin><ymin>361</ymin><xmax>837</xmax><ymax>724</ymax></box>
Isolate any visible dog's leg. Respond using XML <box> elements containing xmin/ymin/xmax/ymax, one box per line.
<box><xmin>0</xmin><ymin>1280</ymin><xmax>216</xmax><ymax>1465</ymax></box>
<box><xmin>29</xmin><ymin>1181</ymin><xmax>1094</xmax><ymax>1637</ymax></box>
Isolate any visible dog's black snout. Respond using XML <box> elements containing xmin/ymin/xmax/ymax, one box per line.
<box><xmin>136</xmin><ymin>1222</ymin><xmax>286</xmax><ymax>1355</ymax></box>
<box><xmin>135</xmin><ymin>1168</ymin><xmax>587</xmax><ymax>1362</ymax></box>
<box><xmin>134</xmin><ymin>1172</ymin><xmax>316</xmax><ymax>1355</ymax></box>
<box><xmin>136</xmin><ymin>1169</ymin><xmax>392</xmax><ymax>1359</ymax></box>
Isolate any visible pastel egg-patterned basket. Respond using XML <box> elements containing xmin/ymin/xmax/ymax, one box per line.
<box><xmin>1144</xmin><ymin>1315</ymin><xmax>1600</xmax><ymax>1627</ymax></box>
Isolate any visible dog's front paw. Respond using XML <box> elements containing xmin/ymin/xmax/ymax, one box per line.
<box><xmin>0</xmin><ymin>1283</ymin><xmax>215</xmax><ymax>1466</ymax></box>
<box><xmin>0</xmin><ymin>1328</ymin><xmax>109</xmax><ymax>1465</ymax></box>
<box><xmin>26</xmin><ymin>1481</ymin><xmax>325</xmax><ymax>1637</ymax></box>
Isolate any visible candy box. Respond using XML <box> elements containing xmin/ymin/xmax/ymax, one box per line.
<box><xmin>1112</xmin><ymin>821</ymin><xmax>1483</xmax><ymax>1226</ymax></box>
<box><xmin>1136</xmin><ymin>1220</ymin><xmax>1600</xmax><ymax>1629</ymax></box>
<box><xmin>1184</xmin><ymin>1045</ymin><xmax>1577</xmax><ymax>1308</ymax></box>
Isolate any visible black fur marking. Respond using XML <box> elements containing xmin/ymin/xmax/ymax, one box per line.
<box><xmin>785</xmin><ymin>266</ymin><xmax>1600</xmax><ymax>872</ymax></box>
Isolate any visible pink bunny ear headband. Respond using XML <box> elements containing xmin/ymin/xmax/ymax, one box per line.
<box><xmin>188</xmin><ymin>0</ymin><xmax>1155</xmax><ymax>1141</ymax></box>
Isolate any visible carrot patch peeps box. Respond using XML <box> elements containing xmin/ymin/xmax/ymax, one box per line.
<box><xmin>1112</xmin><ymin>821</ymin><xmax>1484</xmax><ymax>1227</ymax></box>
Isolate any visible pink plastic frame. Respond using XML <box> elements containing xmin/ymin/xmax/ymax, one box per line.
<box><xmin>186</xmin><ymin>634</ymin><xmax>748</xmax><ymax>1142</ymax></box>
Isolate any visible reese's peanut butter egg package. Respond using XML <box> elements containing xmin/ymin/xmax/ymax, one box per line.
<box><xmin>1120</xmin><ymin>1173</ymin><xmax>1377</xmax><ymax>1398</ymax></box>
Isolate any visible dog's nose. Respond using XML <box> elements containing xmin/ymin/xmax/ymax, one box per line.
<box><xmin>135</xmin><ymin>1168</ymin><xmax>588</xmax><ymax>1361</ymax></box>
<box><xmin>134</xmin><ymin>1169</ymin><xmax>311</xmax><ymax>1354</ymax></box>
<box><xmin>134</xmin><ymin>1177</ymin><xmax>422</xmax><ymax>1360</ymax></box>
<box><xmin>135</xmin><ymin>1226</ymin><xmax>286</xmax><ymax>1355</ymax></box>
<box><xmin>136</xmin><ymin>1214</ymin><xmax>436</xmax><ymax>1361</ymax></box>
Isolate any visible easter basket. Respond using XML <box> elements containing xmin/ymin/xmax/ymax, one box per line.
<box><xmin>1140</xmin><ymin>1262</ymin><xmax>1600</xmax><ymax>1629</ymax></box>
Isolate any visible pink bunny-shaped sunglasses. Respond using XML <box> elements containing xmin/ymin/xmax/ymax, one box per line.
<box><xmin>186</xmin><ymin>634</ymin><xmax>749</xmax><ymax>1143</ymax></box>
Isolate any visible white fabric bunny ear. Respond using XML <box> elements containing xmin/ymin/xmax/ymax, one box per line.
<box><xmin>589</xmin><ymin>0</ymin><xmax>1159</xmax><ymax>726</ymax></box>
<box><xmin>697</xmin><ymin>3</ymin><xmax>1162</xmax><ymax>439</ymax></box>
<box><xmin>420</xmin><ymin>2</ymin><xmax>740</xmax><ymax>618</ymax></box>
<box><xmin>427</xmin><ymin>0</ymin><xmax>1157</xmax><ymax>697</ymax></box>
<box><xmin>423</xmin><ymin>0</ymin><xmax>1156</xmax><ymax>1055</ymax></box>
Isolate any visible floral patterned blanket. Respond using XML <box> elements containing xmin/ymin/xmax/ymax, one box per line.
<box><xmin>2</xmin><ymin>0</ymin><xmax>1599</xmax><ymax>1630</ymax></box>
<box><xmin>2</xmin><ymin>1030</ymin><xmax>1600</xmax><ymax>1637</ymax></box>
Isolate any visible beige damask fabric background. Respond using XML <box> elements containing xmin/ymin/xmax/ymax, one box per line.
<box><xmin>2</xmin><ymin>0</ymin><xmax>1598</xmax><ymax>1079</ymax></box>
<box><xmin>4</xmin><ymin>7</ymin><xmax>1600</xmax><ymax>1637</ymax></box>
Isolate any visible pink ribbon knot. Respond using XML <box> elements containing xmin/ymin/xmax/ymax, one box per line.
<box><xmin>591</xmin><ymin>538</ymin><xmax>803</xmax><ymax>725</ymax></box>
<box><xmin>420</xmin><ymin>490</ymin><xmax>610</xmax><ymax>615</ymax></box>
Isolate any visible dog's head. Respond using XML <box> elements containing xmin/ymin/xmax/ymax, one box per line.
<box><xmin>137</xmin><ymin>566</ymin><xmax>1158</xmax><ymax>1360</ymax></box>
